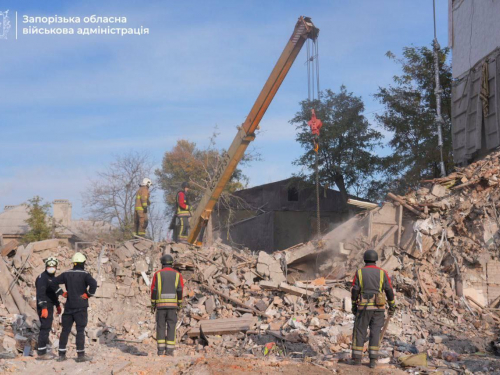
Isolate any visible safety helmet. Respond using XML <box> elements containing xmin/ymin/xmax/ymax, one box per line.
<box><xmin>71</xmin><ymin>252</ymin><xmax>87</xmax><ymax>264</ymax></box>
<box><xmin>181</xmin><ymin>181</ymin><xmax>189</xmax><ymax>189</ymax></box>
<box><xmin>45</xmin><ymin>257</ymin><xmax>59</xmax><ymax>267</ymax></box>
<box><xmin>141</xmin><ymin>178</ymin><xmax>152</xmax><ymax>187</ymax></box>
<box><xmin>363</xmin><ymin>249</ymin><xmax>378</xmax><ymax>263</ymax></box>
<box><xmin>160</xmin><ymin>254</ymin><xmax>174</xmax><ymax>265</ymax></box>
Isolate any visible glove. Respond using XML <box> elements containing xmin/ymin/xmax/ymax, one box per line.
<box><xmin>62</xmin><ymin>292</ymin><xmax>68</xmax><ymax>298</ymax></box>
<box><xmin>351</xmin><ymin>303</ymin><xmax>358</xmax><ymax>315</ymax></box>
<box><xmin>150</xmin><ymin>304</ymin><xmax>156</xmax><ymax>314</ymax></box>
<box><xmin>143</xmin><ymin>207</ymin><xmax>148</xmax><ymax>214</ymax></box>
<box><xmin>41</xmin><ymin>308</ymin><xmax>48</xmax><ymax>319</ymax></box>
<box><xmin>81</xmin><ymin>293</ymin><xmax>89</xmax><ymax>300</ymax></box>
<box><xmin>56</xmin><ymin>305</ymin><xmax>62</xmax><ymax>315</ymax></box>
<box><xmin>388</xmin><ymin>301</ymin><xmax>396</xmax><ymax>316</ymax></box>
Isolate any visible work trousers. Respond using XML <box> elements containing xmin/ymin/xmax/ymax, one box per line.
<box><xmin>176</xmin><ymin>216</ymin><xmax>189</xmax><ymax>244</ymax></box>
<box><xmin>59</xmin><ymin>309</ymin><xmax>88</xmax><ymax>355</ymax></box>
<box><xmin>156</xmin><ymin>308</ymin><xmax>178</xmax><ymax>349</ymax></box>
<box><xmin>134</xmin><ymin>210</ymin><xmax>148</xmax><ymax>236</ymax></box>
<box><xmin>351</xmin><ymin>309</ymin><xmax>385</xmax><ymax>359</ymax></box>
<box><xmin>37</xmin><ymin>304</ymin><xmax>54</xmax><ymax>355</ymax></box>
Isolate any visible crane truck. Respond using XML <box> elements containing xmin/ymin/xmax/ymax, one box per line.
<box><xmin>187</xmin><ymin>16</ymin><xmax>319</xmax><ymax>246</ymax></box>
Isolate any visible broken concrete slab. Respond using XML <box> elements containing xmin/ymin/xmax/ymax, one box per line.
<box><xmin>0</xmin><ymin>240</ymin><xmax>18</xmax><ymax>257</ymax></box>
<box><xmin>279</xmin><ymin>282</ymin><xmax>314</xmax><ymax>297</ymax></box>
<box><xmin>31</xmin><ymin>239</ymin><xmax>60</xmax><ymax>252</ymax></box>
<box><xmin>187</xmin><ymin>316</ymin><xmax>258</xmax><ymax>337</ymax></box>
<box><xmin>431</xmin><ymin>184</ymin><xmax>447</xmax><ymax>198</ymax></box>
<box><xmin>95</xmin><ymin>282</ymin><xmax>116</xmax><ymax>298</ymax></box>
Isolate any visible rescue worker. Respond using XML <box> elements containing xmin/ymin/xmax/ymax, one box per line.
<box><xmin>35</xmin><ymin>257</ymin><xmax>62</xmax><ymax>360</ymax></box>
<box><xmin>51</xmin><ymin>252</ymin><xmax>97</xmax><ymax>362</ymax></box>
<box><xmin>150</xmin><ymin>254</ymin><xmax>184</xmax><ymax>356</ymax></box>
<box><xmin>135</xmin><ymin>177</ymin><xmax>152</xmax><ymax>237</ymax></box>
<box><xmin>175</xmin><ymin>182</ymin><xmax>191</xmax><ymax>244</ymax></box>
<box><xmin>351</xmin><ymin>249</ymin><xmax>396</xmax><ymax>368</ymax></box>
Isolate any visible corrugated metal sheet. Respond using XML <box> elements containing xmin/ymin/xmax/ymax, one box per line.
<box><xmin>452</xmin><ymin>50</ymin><xmax>500</xmax><ymax>165</ymax></box>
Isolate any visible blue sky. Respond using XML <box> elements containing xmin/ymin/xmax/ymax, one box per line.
<box><xmin>0</xmin><ymin>0</ymin><xmax>449</xmax><ymax>218</ymax></box>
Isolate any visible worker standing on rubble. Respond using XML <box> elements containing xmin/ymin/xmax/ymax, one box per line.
<box><xmin>174</xmin><ymin>181</ymin><xmax>191</xmax><ymax>244</ymax></box>
<box><xmin>150</xmin><ymin>254</ymin><xmax>184</xmax><ymax>356</ymax></box>
<box><xmin>135</xmin><ymin>177</ymin><xmax>152</xmax><ymax>237</ymax></box>
<box><xmin>35</xmin><ymin>257</ymin><xmax>62</xmax><ymax>360</ymax></box>
<box><xmin>351</xmin><ymin>249</ymin><xmax>396</xmax><ymax>369</ymax></box>
<box><xmin>51</xmin><ymin>252</ymin><xmax>97</xmax><ymax>362</ymax></box>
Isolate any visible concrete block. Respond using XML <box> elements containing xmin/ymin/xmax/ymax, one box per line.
<box><xmin>431</xmin><ymin>184</ymin><xmax>447</xmax><ymax>197</ymax></box>
<box><xmin>31</xmin><ymin>239</ymin><xmax>59</xmax><ymax>252</ymax></box>
<box><xmin>134</xmin><ymin>260</ymin><xmax>148</xmax><ymax>274</ymax></box>
<box><xmin>95</xmin><ymin>282</ymin><xmax>116</xmax><ymax>298</ymax></box>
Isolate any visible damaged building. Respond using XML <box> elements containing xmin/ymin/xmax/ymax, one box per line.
<box><xmin>0</xmin><ymin>199</ymin><xmax>113</xmax><ymax>247</ymax></box>
<box><xmin>212</xmin><ymin>178</ymin><xmax>361</xmax><ymax>253</ymax></box>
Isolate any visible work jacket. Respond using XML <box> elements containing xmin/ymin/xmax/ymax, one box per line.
<box><xmin>176</xmin><ymin>190</ymin><xmax>190</xmax><ymax>217</ymax></box>
<box><xmin>135</xmin><ymin>186</ymin><xmax>150</xmax><ymax>212</ymax></box>
<box><xmin>36</xmin><ymin>271</ymin><xmax>61</xmax><ymax>309</ymax></box>
<box><xmin>151</xmin><ymin>267</ymin><xmax>184</xmax><ymax>309</ymax></box>
<box><xmin>351</xmin><ymin>264</ymin><xmax>395</xmax><ymax>311</ymax></box>
<box><xmin>51</xmin><ymin>265</ymin><xmax>98</xmax><ymax>310</ymax></box>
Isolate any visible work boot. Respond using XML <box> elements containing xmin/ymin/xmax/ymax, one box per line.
<box><xmin>369</xmin><ymin>359</ymin><xmax>377</xmax><ymax>368</ymax></box>
<box><xmin>37</xmin><ymin>352</ymin><xmax>55</xmax><ymax>360</ymax></box>
<box><xmin>75</xmin><ymin>352</ymin><xmax>93</xmax><ymax>362</ymax></box>
<box><xmin>57</xmin><ymin>353</ymin><xmax>67</xmax><ymax>362</ymax></box>
<box><xmin>352</xmin><ymin>358</ymin><xmax>362</xmax><ymax>365</ymax></box>
<box><xmin>157</xmin><ymin>349</ymin><xmax>165</xmax><ymax>356</ymax></box>
<box><xmin>166</xmin><ymin>348</ymin><xmax>174</xmax><ymax>356</ymax></box>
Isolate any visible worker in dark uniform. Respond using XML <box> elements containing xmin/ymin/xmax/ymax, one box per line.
<box><xmin>351</xmin><ymin>249</ymin><xmax>396</xmax><ymax>369</ymax></box>
<box><xmin>175</xmin><ymin>182</ymin><xmax>191</xmax><ymax>244</ymax></box>
<box><xmin>35</xmin><ymin>257</ymin><xmax>62</xmax><ymax>360</ymax></box>
<box><xmin>51</xmin><ymin>252</ymin><xmax>97</xmax><ymax>362</ymax></box>
<box><xmin>150</xmin><ymin>254</ymin><xmax>184</xmax><ymax>356</ymax></box>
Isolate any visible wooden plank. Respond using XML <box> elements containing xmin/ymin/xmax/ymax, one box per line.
<box><xmin>187</xmin><ymin>317</ymin><xmax>257</xmax><ymax>337</ymax></box>
<box><xmin>279</xmin><ymin>282</ymin><xmax>315</xmax><ymax>297</ymax></box>
<box><xmin>397</xmin><ymin>205</ymin><xmax>403</xmax><ymax>246</ymax></box>
<box><xmin>201</xmin><ymin>284</ymin><xmax>268</xmax><ymax>317</ymax></box>
<box><xmin>1</xmin><ymin>240</ymin><xmax>18</xmax><ymax>257</ymax></box>
<box><xmin>387</xmin><ymin>193</ymin><xmax>427</xmax><ymax>218</ymax></box>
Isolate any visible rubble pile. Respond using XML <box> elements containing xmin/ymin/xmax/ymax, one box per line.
<box><xmin>2</xmin><ymin>153</ymin><xmax>500</xmax><ymax>372</ymax></box>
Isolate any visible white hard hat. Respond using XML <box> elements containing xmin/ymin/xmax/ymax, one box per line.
<box><xmin>141</xmin><ymin>178</ymin><xmax>152</xmax><ymax>187</ymax></box>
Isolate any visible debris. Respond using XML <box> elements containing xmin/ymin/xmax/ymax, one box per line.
<box><xmin>399</xmin><ymin>353</ymin><xmax>428</xmax><ymax>367</ymax></box>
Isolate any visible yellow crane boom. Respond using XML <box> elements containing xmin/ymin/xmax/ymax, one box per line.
<box><xmin>188</xmin><ymin>16</ymin><xmax>319</xmax><ymax>245</ymax></box>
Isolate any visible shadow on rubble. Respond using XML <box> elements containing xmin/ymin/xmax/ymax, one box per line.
<box><xmin>103</xmin><ymin>340</ymin><xmax>149</xmax><ymax>356</ymax></box>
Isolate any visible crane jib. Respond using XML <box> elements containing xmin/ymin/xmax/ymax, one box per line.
<box><xmin>187</xmin><ymin>17</ymin><xmax>319</xmax><ymax>245</ymax></box>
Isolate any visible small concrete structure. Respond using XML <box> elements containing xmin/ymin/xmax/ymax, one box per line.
<box><xmin>213</xmin><ymin>178</ymin><xmax>362</xmax><ymax>252</ymax></box>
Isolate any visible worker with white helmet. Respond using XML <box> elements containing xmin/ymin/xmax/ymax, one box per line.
<box><xmin>135</xmin><ymin>177</ymin><xmax>152</xmax><ymax>237</ymax></box>
<box><xmin>35</xmin><ymin>257</ymin><xmax>62</xmax><ymax>360</ymax></box>
<box><xmin>50</xmin><ymin>252</ymin><xmax>97</xmax><ymax>362</ymax></box>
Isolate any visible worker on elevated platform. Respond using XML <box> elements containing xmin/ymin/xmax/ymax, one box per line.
<box><xmin>174</xmin><ymin>182</ymin><xmax>191</xmax><ymax>244</ymax></box>
<box><xmin>135</xmin><ymin>178</ymin><xmax>152</xmax><ymax>237</ymax></box>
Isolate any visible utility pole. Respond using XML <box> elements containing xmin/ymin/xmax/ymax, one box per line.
<box><xmin>433</xmin><ymin>0</ymin><xmax>447</xmax><ymax>177</ymax></box>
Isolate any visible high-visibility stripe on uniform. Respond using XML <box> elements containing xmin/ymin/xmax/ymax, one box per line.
<box><xmin>152</xmin><ymin>271</ymin><xmax>180</xmax><ymax>303</ymax></box>
<box><xmin>358</xmin><ymin>269</ymin><xmax>363</xmax><ymax>293</ymax></box>
<box><xmin>379</xmin><ymin>269</ymin><xmax>384</xmax><ymax>292</ymax></box>
<box><xmin>135</xmin><ymin>207</ymin><xmax>143</xmax><ymax>211</ymax></box>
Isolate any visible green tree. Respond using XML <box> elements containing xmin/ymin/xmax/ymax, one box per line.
<box><xmin>156</xmin><ymin>133</ymin><xmax>257</xmax><ymax>211</ymax></box>
<box><xmin>291</xmin><ymin>86</ymin><xmax>383</xmax><ymax>206</ymax></box>
<box><xmin>22</xmin><ymin>196</ymin><xmax>52</xmax><ymax>244</ymax></box>
<box><xmin>374</xmin><ymin>45</ymin><xmax>453</xmax><ymax>195</ymax></box>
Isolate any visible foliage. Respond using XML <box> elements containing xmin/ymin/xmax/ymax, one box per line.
<box><xmin>291</xmin><ymin>86</ymin><xmax>383</xmax><ymax>205</ymax></box>
<box><xmin>155</xmin><ymin>130</ymin><xmax>258</xmax><ymax>211</ymax></box>
<box><xmin>22</xmin><ymin>196</ymin><xmax>52</xmax><ymax>244</ymax></box>
<box><xmin>374</xmin><ymin>45</ymin><xmax>453</xmax><ymax>195</ymax></box>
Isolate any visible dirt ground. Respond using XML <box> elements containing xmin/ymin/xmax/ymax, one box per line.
<box><xmin>0</xmin><ymin>346</ymin><xmax>407</xmax><ymax>375</ymax></box>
